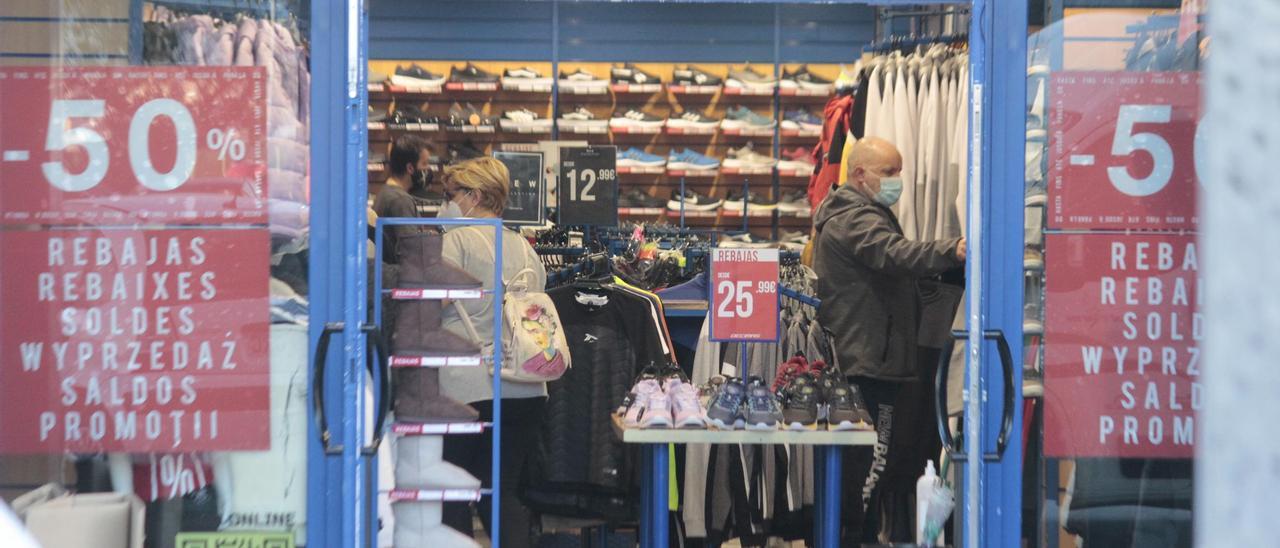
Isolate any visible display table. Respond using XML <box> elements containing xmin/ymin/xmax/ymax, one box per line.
<box><xmin>612</xmin><ymin>416</ymin><xmax>877</xmax><ymax>548</ymax></box>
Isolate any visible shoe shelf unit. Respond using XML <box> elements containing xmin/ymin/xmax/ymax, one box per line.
<box><xmin>373</xmin><ymin>217</ymin><xmax>510</xmax><ymax>544</ymax></box>
<box><xmin>368</xmin><ymin>60</ymin><xmax>838</xmax><ymax>241</ymax></box>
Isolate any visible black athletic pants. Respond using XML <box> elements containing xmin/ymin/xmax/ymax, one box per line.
<box><xmin>840</xmin><ymin>376</ymin><xmax>903</xmax><ymax>546</ymax></box>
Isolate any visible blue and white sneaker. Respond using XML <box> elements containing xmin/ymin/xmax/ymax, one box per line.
<box><xmin>617</xmin><ymin>147</ymin><xmax>667</xmax><ymax>168</ymax></box>
<box><xmin>666</xmin><ymin>148</ymin><xmax>720</xmax><ymax>171</ymax></box>
<box><xmin>722</xmin><ymin>106</ymin><xmax>776</xmax><ymax>130</ymax></box>
<box><xmin>781</xmin><ymin>109</ymin><xmax>822</xmax><ymax>131</ymax></box>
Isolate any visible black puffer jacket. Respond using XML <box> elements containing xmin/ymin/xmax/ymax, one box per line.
<box><xmin>522</xmin><ymin>287</ymin><xmax>666</xmax><ymax>519</ymax></box>
<box><xmin>813</xmin><ymin>185</ymin><xmax>962</xmax><ymax>381</ymax></box>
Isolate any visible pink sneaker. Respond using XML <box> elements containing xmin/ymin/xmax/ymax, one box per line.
<box><xmin>620</xmin><ymin>379</ymin><xmax>662</xmax><ymax>425</ymax></box>
<box><xmin>668</xmin><ymin>382</ymin><xmax>707</xmax><ymax>429</ymax></box>
<box><xmin>640</xmin><ymin>392</ymin><xmax>674</xmax><ymax>428</ymax></box>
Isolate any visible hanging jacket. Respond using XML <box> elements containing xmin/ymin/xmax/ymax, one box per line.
<box><xmin>812</xmin><ymin>185</ymin><xmax>962</xmax><ymax>381</ymax></box>
<box><xmin>807</xmin><ymin>94</ymin><xmax>855</xmax><ymax>209</ymax></box>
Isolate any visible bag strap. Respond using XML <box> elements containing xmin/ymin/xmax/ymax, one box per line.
<box><xmin>449</xmin><ymin>225</ymin><xmax>539</xmax><ymax>344</ymax></box>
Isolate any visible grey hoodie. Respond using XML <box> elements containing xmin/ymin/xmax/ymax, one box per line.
<box><xmin>813</xmin><ymin>184</ymin><xmax>962</xmax><ymax>381</ymax></box>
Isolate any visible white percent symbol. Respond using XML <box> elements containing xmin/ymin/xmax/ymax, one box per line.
<box><xmin>205</xmin><ymin>127</ymin><xmax>246</xmax><ymax>161</ymax></box>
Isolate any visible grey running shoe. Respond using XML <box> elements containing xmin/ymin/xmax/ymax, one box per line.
<box><xmin>705</xmin><ymin>376</ymin><xmax>747</xmax><ymax>430</ymax></box>
<box><xmin>782</xmin><ymin>383</ymin><xmax>821</xmax><ymax>431</ymax></box>
<box><xmin>727</xmin><ymin>65</ymin><xmax>777</xmax><ymax>89</ymax></box>
<box><xmin>744</xmin><ymin>376</ymin><xmax>783</xmax><ymax>431</ymax></box>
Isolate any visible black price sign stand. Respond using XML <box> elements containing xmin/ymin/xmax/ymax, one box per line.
<box><xmin>558</xmin><ymin>146</ymin><xmax>618</xmax><ymax>227</ymax></box>
<box><xmin>493</xmin><ymin>151</ymin><xmax>546</xmax><ymax>226</ymax></box>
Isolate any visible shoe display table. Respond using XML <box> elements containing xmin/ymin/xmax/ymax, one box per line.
<box><xmin>611</xmin><ymin>416</ymin><xmax>876</xmax><ymax>548</ymax></box>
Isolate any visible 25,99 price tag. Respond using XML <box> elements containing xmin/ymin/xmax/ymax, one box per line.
<box><xmin>710</xmin><ymin>248</ymin><xmax>779</xmax><ymax>342</ymax></box>
<box><xmin>0</xmin><ymin>66</ymin><xmax>267</xmax><ymax>226</ymax></box>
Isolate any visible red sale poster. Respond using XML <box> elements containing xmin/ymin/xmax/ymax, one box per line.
<box><xmin>1048</xmin><ymin>72</ymin><xmax>1200</xmax><ymax>231</ymax></box>
<box><xmin>1042</xmin><ymin>233</ymin><xmax>1200</xmax><ymax>458</ymax></box>
<box><xmin>0</xmin><ymin>229</ymin><xmax>270</xmax><ymax>453</ymax></box>
<box><xmin>0</xmin><ymin>66</ymin><xmax>267</xmax><ymax>225</ymax></box>
<box><xmin>710</xmin><ymin>248</ymin><xmax>780</xmax><ymax>342</ymax></box>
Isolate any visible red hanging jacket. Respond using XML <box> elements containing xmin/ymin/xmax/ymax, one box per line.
<box><xmin>807</xmin><ymin>94</ymin><xmax>854</xmax><ymax>209</ymax></box>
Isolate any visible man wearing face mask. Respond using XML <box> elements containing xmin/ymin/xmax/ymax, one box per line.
<box><xmin>373</xmin><ymin>135</ymin><xmax>434</xmax><ymax>264</ymax></box>
<box><xmin>811</xmin><ymin>137</ymin><xmax>965</xmax><ymax>543</ymax></box>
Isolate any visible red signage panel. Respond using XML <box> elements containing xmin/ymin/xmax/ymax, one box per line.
<box><xmin>0</xmin><ymin>229</ymin><xmax>271</xmax><ymax>453</ymax></box>
<box><xmin>1048</xmin><ymin>72</ymin><xmax>1200</xmax><ymax>230</ymax></box>
<box><xmin>709</xmin><ymin>248</ymin><xmax>779</xmax><ymax>342</ymax></box>
<box><xmin>1042</xmin><ymin>233</ymin><xmax>1200</xmax><ymax>458</ymax></box>
<box><xmin>0</xmin><ymin>66</ymin><xmax>267</xmax><ymax>225</ymax></box>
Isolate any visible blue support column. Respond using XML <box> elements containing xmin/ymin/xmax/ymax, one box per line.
<box><xmin>815</xmin><ymin>445</ymin><xmax>842</xmax><ymax>547</ymax></box>
<box><xmin>639</xmin><ymin>444</ymin><xmax>654</xmax><ymax>548</ymax></box>
<box><xmin>651</xmin><ymin>443</ymin><xmax>670</xmax><ymax>547</ymax></box>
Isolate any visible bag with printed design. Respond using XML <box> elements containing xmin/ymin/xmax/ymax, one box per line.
<box><xmin>452</xmin><ymin>229</ymin><xmax>571</xmax><ymax>383</ymax></box>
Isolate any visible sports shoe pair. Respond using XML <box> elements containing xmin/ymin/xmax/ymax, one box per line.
<box><xmin>704</xmin><ymin>376</ymin><xmax>784</xmax><ymax>431</ymax></box>
<box><xmin>777</xmin><ymin>357</ymin><xmax>873</xmax><ymax>431</ymax></box>
<box><xmin>619</xmin><ymin>365</ymin><xmax>707</xmax><ymax>429</ymax></box>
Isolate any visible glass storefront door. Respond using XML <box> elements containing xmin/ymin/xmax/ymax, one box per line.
<box><xmin>1017</xmin><ymin>4</ymin><xmax>1203</xmax><ymax>547</ymax></box>
<box><xmin>0</xmin><ymin>1</ymin><xmax>330</xmax><ymax>547</ymax></box>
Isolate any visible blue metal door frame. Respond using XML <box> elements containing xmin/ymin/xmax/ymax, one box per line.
<box><xmin>308</xmin><ymin>0</ymin><xmax>374</xmax><ymax>547</ymax></box>
<box><xmin>302</xmin><ymin>0</ymin><xmax>1028</xmax><ymax>546</ymax></box>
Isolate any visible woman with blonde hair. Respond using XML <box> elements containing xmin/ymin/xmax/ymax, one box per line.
<box><xmin>436</xmin><ymin>157</ymin><xmax>547</xmax><ymax>547</ymax></box>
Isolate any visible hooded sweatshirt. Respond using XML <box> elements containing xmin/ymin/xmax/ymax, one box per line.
<box><xmin>812</xmin><ymin>184</ymin><xmax>962</xmax><ymax>381</ymax></box>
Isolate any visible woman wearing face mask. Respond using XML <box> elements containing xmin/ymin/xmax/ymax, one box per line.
<box><xmin>435</xmin><ymin>157</ymin><xmax>548</xmax><ymax>548</ymax></box>
<box><xmin>810</xmin><ymin>137</ymin><xmax>965</xmax><ymax>544</ymax></box>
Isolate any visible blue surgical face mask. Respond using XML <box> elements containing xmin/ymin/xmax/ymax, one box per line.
<box><xmin>873</xmin><ymin>176</ymin><xmax>904</xmax><ymax>207</ymax></box>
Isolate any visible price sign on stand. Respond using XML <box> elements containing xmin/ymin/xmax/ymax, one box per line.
<box><xmin>709</xmin><ymin>248</ymin><xmax>780</xmax><ymax>342</ymax></box>
<box><xmin>558</xmin><ymin>146</ymin><xmax>618</xmax><ymax>226</ymax></box>
<box><xmin>1048</xmin><ymin>72</ymin><xmax>1200</xmax><ymax>230</ymax></box>
<box><xmin>0</xmin><ymin>66</ymin><xmax>267</xmax><ymax>225</ymax></box>
<box><xmin>493</xmin><ymin>151</ymin><xmax>545</xmax><ymax>225</ymax></box>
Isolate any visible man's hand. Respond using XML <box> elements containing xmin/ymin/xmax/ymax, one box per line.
<box><xmin>956</xmin><ymin>238</ymin><xmax>967</xmax><ymax>261</ymax></box>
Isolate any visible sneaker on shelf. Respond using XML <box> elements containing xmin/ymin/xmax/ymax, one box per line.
<box><xmin>726</xmin><ymin>64</ymin><xmax>777</xmax><ymax>89</ymax></box>
<box><xmin>447</xmin><ymin>140</ymin><xmax>485</xmax><ymax>162</ymax></box>
<box><xmin>667</xmin><ymin>189</ymin><xmax>723</xmax><ymax>211</ymax></box>
<box><xmin>771</xmin><ymin>356</ymin><xmax>811</xmax><ymax>394</ymax></box>
<box><xmin>620</xmin><ymin>377</ymin><xmax>662</xmax><ymax>423</ymax></box>
<box><xmin>672</xmin><ymin>65</ymin><xmax>724</xmax><ymax>86</ymax></box>
<box><xmin>640</xmin><ymin>391</ymin><xmax>674</xmax><ymax>429</ymax></box>
<box><xmin>611</xmin><ymin>63</ymin><xmax>663</xmax><ymax>85</ymax></box>
<box><xmin>722</xmin><ymin>106</ymin><xmax>777</xmax><ymax>130</ymax></box>
<box><xmin>834</xmin><ymin>65</ymin><xmax>859</xmax><ymax>93</ymax></box>
<box><xmin>500</xmin><ymin>108</ymin><xmax>551</xmax><ymax>130</ymax></box>
<box><xmin>783</xmin><ymin>146</ymin><xmax>813</xmax><ymax>163</ymax></box>
<box><xmin>744</xmin><ymin>376</ymin><xmax>783</xmax><ymax>431</ymax></box>
<box><xmin>698</xmin><ymin>375</ymin><xmax>726</xmax><ymax>410</ymax></box>
<box><xmin>666</xmin><ymin>110</ymin><xmax>721</xmax><ymax>129</ymax></box>
<box><xmin>778</xmin><ymin>156</ymin><xmax>816</xmax><ymax>174</ymax></box>
<box><xmin>718</xmin><ymin>233</ymin><xmax>774</xmax><ymax>249</ymax></box>
<box><xmin>501</xmin><ymin>66</ymin><xmax>552</xmax><ymax>86</ymax></box>
<box><xmin>778</xmin><ymin>228</ymin><xmax>811</xmax><ymax>251</ymax></box>
<box><xmin>782</xmin><ymin>383</ymin><xmax>822</xmax><ymax>431</ymax></box>
<box><xmin>826</xmin><ymin>382</ymin><xmax>873</xmax><ymax>431</ymax></box>
<box><xmin>446</xmin><ymin>102</ymin><xmax>495</xmax><ymax>127</ymax></box>
<box><xmin>558</xmin><ymin>69</ymin><xmax>607</xmax><ymax>90</ymax></box>
<box><xmin>666</xmin><ymin>149</ymin><xmax>721</xmax><ymax>171</ymax></box>
<box><xmin>368</xmin><ymin>107</ymin><xmax>388</xmax><ymax>124</ymax></box>
<box><xmin>1024</xmin><ymin>247</ymin><xmax>1044</xmax><ymax>270</ymax></box>
<box><xmin>448</xmin><ymin>62</ymin><xmax>499</xmax><ymax>84</ymax></box>
<box><xmin>616</xmin><ymin>147</ymin><xmax>668</xmax><ymax>168</ymax></box>
<box><xmin>391</xmin><ymin>64</ymin><xmax>445</xmax><ymax>87</ymax></box>
<box><xmin>559</xmin><ymin>106</ymin><xmax>608</xmax><ymax>129</ymax></box>
<box><xmin>780</xmin><ymin>65</ymin><xmax>834</xmax><ymax>91</ymax></box>
<box><xmin>776</xmin><ymin>191</ymin><xmax>812</xmax><ymax>215</ymax></box>
<box><xmin>619</xmin><ymin>188</ymin><xmax>667</xmax><ymax>208</ymax></box>
<box><xmin>668</xmin><ymin>381</ymin><xmax>708</xmax><ymax>429</ymax></box>
<box><xmin>781</xmin><ymin>109</ymin><xmax>823</xmax><ymax>131</ymax></box>
<box><xmin>705</xmin><ymin>377</ymin><xmax>747</xmax><ymax>430</ymax></box>
<box><xmin>724</xmin><ymin>191</ymin><xmax>778</xmax><ymax>212</ymax></box>
<box><xmin>724</xmin><ymin>143</ymin><xmax>778</xmax><ymax>169</ymax></box>
<box><xmin>610</xmin><ymin>108</ymin><xmax>666</xmax><ymax>129</ymax></box>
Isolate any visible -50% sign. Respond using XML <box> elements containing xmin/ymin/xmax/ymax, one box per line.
<box><xmin>710</xmin><ymin>248</ymin><xmax>779</xmax><ymax>342</ymax></box>
<box><xmin>0</xmin><ymin>66</ymin><xmax>267</xmax><ymax>225</ymax></box>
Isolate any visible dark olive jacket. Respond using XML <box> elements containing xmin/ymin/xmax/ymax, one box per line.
<box><xmin>813</xmin><ymin>185</ymin><xmax>962</xmax><ymax>381</ymax></box>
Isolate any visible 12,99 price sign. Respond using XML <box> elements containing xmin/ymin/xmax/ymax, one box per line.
<box><xmin>709</xmin><ymin>248</ymin><xmax>779</xmax><ymax>342</ymax></box>
<box><xmin>558</xmin><ymin>146</ymin><xmax>617</xmax><ymax>226</ymax></box>
<box><xmin>0</xmin><ymin>66</ymin><xmax>267</xmax><ymax>225</ymax></box>
<box><xmin>1048</xmin><ymin>72</ymin><xmax>1200</xmax><ymax>231</ymax></box>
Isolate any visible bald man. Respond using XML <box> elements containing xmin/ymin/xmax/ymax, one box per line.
<box><xmin>811</xmin><ymin>137</ymin><xmax>964</xmax><ymax>542</ymax></box>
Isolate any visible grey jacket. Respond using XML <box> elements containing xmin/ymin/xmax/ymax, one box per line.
<box><xmin>813</xmin><ymin>185</ymin><xmax>962</xmax><ymax>381</ymax></box>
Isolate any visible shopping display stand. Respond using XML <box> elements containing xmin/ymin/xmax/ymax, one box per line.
<box><xmin>624</xmin><ymin>283</ymin><xmax>873</xmax><ymax>548</ymax></box>
<box><xmin>373</xmin><ymin>217</ymin><xmax>508</xmax><ymax>545</ymax></box>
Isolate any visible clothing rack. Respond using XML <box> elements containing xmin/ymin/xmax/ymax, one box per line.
<box><xmin>864</xmin><ymin>32</ymin><xmax>969</xmax><ymax>54</ymax></box>
<box><xmin>780</xmin><ymin>285</ymin><xmax>821</xmax><ymax>308</ymax></box>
